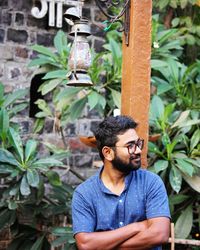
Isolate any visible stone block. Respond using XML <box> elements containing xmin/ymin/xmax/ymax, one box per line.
<box><xmin>0</xmin><ymin>64</ymin><xmax>4</xmax><ymax>78</ymax></box>
<box><xmin>93</xmin><ymin>38</ymin><xmax>105</xmax><ymax>52</ymax></box>
<box><xmin>7</xmin><ymin>28</ymin><xmax>28</xmax><ymax>44</ymax></box>
<box><xmin>0</xmin><ymin>0</ymin><xmax>8</xmax><ymax>7</ymax></box>
<box><xmin>1</xmin><ymin>10</ymin><xmax>12</xmax><ymax>25</ymax></box>
<box><xmin>64</xmin><ymin>123</ymin><xmax>76</xmax><ymax>137</ymax></box>
<box><xmin>10</xmin><ymin>0</ymin><xmax>32</xmax><ymax>11</ymax></box>
<box><xmin>93</xmin><ymin>9</ymin><xmax>106</xmax><ymax>23</ymax></box>
<box><xmin>15</xmin><ymin>12</ymin><xmax>24</xmax><ymax>26</ymax></box>
<box><xmin>27</xmin><ymin>14</ymin><xmax>48</xmax><ymax>29</ymax></box>
<box><xmin>0</xmin><ymin>45</ymin><xmax>13</xmax><ymax>60</ymax></box>
<box><xmin>6</xmin><ymin>63</ymin><xmax>22</xmax><ymax>80</ymax></box>
<box><xmin>76</xmin><ymin>119</ymin><xmax>92</xmax><ymax>136</ymax></box>
<box><xmin>73</xmin><ymin>154</ymin><xmax>93</xmax><ymax>168</ymax></box>
<box><xmin>0</xmin><ymin>29</ymin><xmax>5</xmax><ymax>43</ymax></box>
<box><xmin>36</xmin><ymin>33</ymin><xmax>55</xmax><ymax>47</ymax></box>
<box><xmin>68</xmin><ymin>138</ymin><xmax>89</xmax><ymax>154</ymax></box>
<box><xmin>15</xmin><ymin>47</ymin><xmax>28</xmax><ymax>59</ymax></box>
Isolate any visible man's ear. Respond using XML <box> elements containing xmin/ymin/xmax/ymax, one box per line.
<box><xmin>102</xmin><ymin>146</ymin><xmax>114</xmax><ymax>161</ymax></box>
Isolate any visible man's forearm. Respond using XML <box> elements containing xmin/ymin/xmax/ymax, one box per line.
<box><xmin>116</xmin><ymin>218</ymin><xmax>170</xmax><ymax>250</ymax></box>
<box><xmin>75</xmin><ymin>221</ymin><xmax>148</xmax><ymax>250</ymax></box>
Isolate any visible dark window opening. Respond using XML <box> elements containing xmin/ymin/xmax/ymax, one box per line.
<box><xmin>29</xmin><ymin>73</ymin><xmax>45</xmax><ymax>118</ymax></box>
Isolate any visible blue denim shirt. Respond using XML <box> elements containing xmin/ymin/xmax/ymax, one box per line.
<box><xmin>72</xmin><ymin>168</ymin><xmax>171</xmax><ymax>250</ymax></box>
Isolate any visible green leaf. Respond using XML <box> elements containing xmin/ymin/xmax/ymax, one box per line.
<box><xmin>32</xmin><ymin>158</ymin><xmax>63</xmax><ymax>169</ymax></box>
<box><xmin>30</xmin><ymin>235</ymin><xmax>45</xmax><ymax>250</ymax></box>
<box><xmin>0</xmin><ymin>82</ymin><xmax>4</xmax><ymax>102</ymax></box>
<box><xmin>33</xmin><ymin>118</ymin><xmax>45</xmax><ymax>133</ymax></box>
<box><xmin>69</xmin><ymin>97</ymin><xmax>88</xmax><ymax>121</ymax></box>
<box><xmin>150</xmin><ymin>95</ymin><xmax>164</xmax><ymax>120</ymax></box>
<box><xmin>0</xmin><ymin>148</ymin><xmax>20</xmax><ymax>167</ymax></box>
<box><xmin>0</xmin><ymin>209</ymin><xmax>16</xmax><ymax>230</ymax></box>
<box><xmin>8</xmin><ymin>127</ymin><xmax>24</xmax><ymax>163</ymax></box>
<box><xmin>175</xmin><ymin>205</ymin><xmax>193</xmax><ymax>239</ymax></box>
<box><xmin>171</xmin><ymin>110</ymin><xmax>190</xmax><ymax>128</ymax></box>
<box><xmin>54</xmin><ymin>30</ymin><xmax>68</xmax><ymax>55</ymax></box>
<box><xmin>8</xmin><ymin>200</ymin><xmax>18</xmax><ymax>210</ymax></box>
<box><xmin>41</xmin><ymin>79</ymin><xmax>63</xmax><ymax>95</ymax></box>
<box><xmin>25</xmin><ymin>139</ymin><xmax>38</xmax><ymax>162</ymax></box>
<box><xmin>154</xmin><ymin>160</ymin><xmax>168</xmax><ymax>173</ymax></box>
<box><xmin>20</xmin><ymin>175</ymin><xmax>31</xmax><ymax>196</ymax></box>
<box><xmin>9</xmin><ymin>103</ymin><xmax>28</xmax><ymax>117</ymax></box>
<box><xmin>45</xmin><ymin>171</ymin><xmax>62</xmax><ymax>186</ymax></box>
<box><xmin>190</xmin><ymin>129</ymin><xmax>200</xmax><ymax>151</ymax></box>
<box><xmin>43</xmin><ymin>70</ymin><xmax>68</xmax><ymax>80</ymax></box>
<box><xmin>31</xmin><ymin>45</ymin><xmax>57</xmax><ymax>60</ymax></box>
<box><xmin>151</xmin><ymin>59</ymin><xmax>168</xmax><ymax>69</ymax></box>
<box><xmin>51</xmin><ymin>226</ymin><xmax>73</xmax><ymax>236</ymax></box>
<box><xmin>28</xmin><ymin>57</ymin><xmax>54</xmax><ymax>67</ymax></box>
<box><xmin>0</xmin><ymin>108</ymin><xmax>9</xmax><ymax>142</ymax></box>
<box><xmin>169</xmin><ymin>194</ymin><xmax>189</xmax><ymax>205</ymax></box>
<box><xmin>27</xmin><ymin>169</ymin><xmax>40</xmax><ymax>188</ymax></box>
<box><xmin>169</xmin><ymin>166</ymin><xmax>182</xmax><ymax>193</ymax></box>
<box><xmin>51</xmin><ymin>236</ymin><xmax>68</xmax><ymax>247</ymax></box>
<box><xmin>35</xmin><ymin>99</ymin><xmax>52</xmax><ymax>117</ymax></box>
<box><xmin>175</xmin><ymin>159</ymin><xmax>194</xmax><ymax>177</ymax></box>
<box><xmin>3</xmin><ymin>88</ymin><xmax>28</xmax><ymax>108</ymax></box>
<box><xmin>111</xmin><ymin>89</ymin><xmax>121</xmax><ymax>108</ymax></box>
<box><xmin>182</xmin><ymin>174</ymin><xmax>200</xmax><ymax>193</ymax></box>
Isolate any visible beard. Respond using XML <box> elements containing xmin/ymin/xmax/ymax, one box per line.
<box><xmin>111</xmin><ymin>153</ymin><xmax>141</xmax><ymax>174</ymax></box>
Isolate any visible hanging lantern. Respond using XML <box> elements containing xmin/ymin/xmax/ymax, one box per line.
<box><xmin>67</xmin><ymin>18</ymin><xmax>93</xmax><ymax>86</ymax></box>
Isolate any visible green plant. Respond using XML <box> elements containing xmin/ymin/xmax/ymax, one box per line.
<box><xmin>28</xmin><ymin>29</ymin><xmax>122</xmax><ymax>134</ymax></box>
<box><xmin>148</xmin><ymin>95</ymin><xmax>200</xmax><ymax>239</ymax></box>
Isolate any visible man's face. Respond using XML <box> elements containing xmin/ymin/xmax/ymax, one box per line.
<box><xmin>111</xmin><ymin>129</ymin><xmax>142</xmax><ymax>174</ymax></box>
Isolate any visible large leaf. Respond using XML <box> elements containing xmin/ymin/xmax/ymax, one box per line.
<box><xmin>69</xmin><ymin>97</ymin><xmax>88</xmax><ymax>121</ymax></box>
<box><xmin>8</xmin><ymin>127</ymin><xmax>24</xmax><ymax>163</ymax></box>
<box><xmin>54</xmin><ymin>30</ymin><xmax>68</xmax><ymax>55</ymax></box>
<box><xmin>0</xmin><ymin>108</ymin><xmax>9</xmax><ymax>142</ymax></box>
<box><xmin>27</xmin><ymin>169</ymin><xmax>40</xmax><ymax>188</ymax></box>
<box><xmin>88</xmin><ymin>91</ymin><xmax>106</xmax><ymax>110</ymax></box>
<box><xmin>0</xmin><ymin>148</ymin><xmax>20</xmax><ymax>167</ymax></box>
<box><xmin>175</xmin><ymin>205</ymin><xmax>193</xmax><ymax>239</ymax></box>
<box><xmin>25</xmin><ymin>139</ymin><xmax>38</xmax><ymax>162</ymax></box>
<box><xmin>32</xmin><ymin>158</ymin><xmax>63</xmax><ymax>169</ymax></box>
<box><xmin>182</xmin><ymin>173</ymin><xmax>200</xmax><ymax>193</ymax></box>
<box><xmin>151</xmin><ymin>59</ymin><xmax>168</xmax><ymax>69</ymax></box>
<box><xmin>154</xmin><ymin>160</ymin><xmax>168</xmax><ymax>173</ymax></box>
<box><xmin>20</xmin><ymin>175</ymin><xmax>31</xmax><ymax>196</ymax></box>
<box><xmin>175</xmin><ymin>159</ymin><xmax>194</xmax><ymax>177</ymax></box>
<box><xmin>190</xmin><ymin>129</ymin><xmax>200</xmax><ymax>151</ymax></box>
<box><xmin>171</xmin><ymin>110</ymin><xmax>190</xmax><ymax>128</ymax></box>
<box><xmin>42</xmin><ymin>70</ymin><xmax>68</xmax><ymax>80</ymax></box>
<box><xmin>31</xmin><ymin>45</ymin><xmax>57</xmax><ymax>60</ymax></box>
<box><xmin>35</xmin><ymin>99</ymin><xmax>52</xmax><ymax>117</ymax></box>
<box><xmin>169</xmin><ymin>166</ymin><xmax>182</xmax><ymax>193</ymax></box>
<box><xmin>40</xmin><ymin>79</ymin><xmax>63</xmax><ymax>95</ymax></box>
<box><xmin>111</xmin><ymin>89</ymin><xmax>121</xmax><ymax>108</ymax></box>
<box><xmin>3</xmin><ymin>88</ymin><xmax>28</xmax><ymax>108</ymax></box>
<box><xmin>45</xmin><ymin>171</ymin><xmax>62</xmax><ymax>186</ymax></box>
<box><xmin>150</xmin><ymin>95</ymin><xmax>164</xmax><ymax>120</ymax></box>
<box><xmin>30</xmin><ymin>235</ymin><xmax>45</xmax><ymax>250</ymax></box>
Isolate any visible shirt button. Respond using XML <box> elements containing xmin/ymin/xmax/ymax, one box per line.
<box><xmin>119</xmin><ymin>222</ymin><xmax>123</xmax><ymax>226</ymax></box>
<box><xmin>119</xmin><ymin>199</ymin><xmax>123</xmax><ymax>203</ymax></box>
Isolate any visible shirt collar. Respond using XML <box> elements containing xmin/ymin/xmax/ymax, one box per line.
<box><xmin>97</xmin><ymin>166</ymin><xmax>133</xmax><ymax>196</ymax></box>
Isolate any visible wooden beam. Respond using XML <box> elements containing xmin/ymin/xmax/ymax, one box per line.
<box><xmin>121</xmin><ymin>0</ymin><xmax>152</xmax><ymax>168</ymax></box>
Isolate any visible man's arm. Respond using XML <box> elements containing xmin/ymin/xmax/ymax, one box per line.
<box><xmin>75</xmin><ymin>220</ymin><xmax>148</xmax><ymax>250</ymax></box>
<box><xmin>116</xmin><ymin>217</ymin><xmax>170</xmax><ymax>250</ymax></box>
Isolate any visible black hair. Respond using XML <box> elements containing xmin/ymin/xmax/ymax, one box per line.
<box><xmin>93</xmin><ymin>115</ymin><xmax>138</xmax><ymax>160</ymax></box>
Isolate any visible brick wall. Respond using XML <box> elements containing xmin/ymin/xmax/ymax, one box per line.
<box><xmin>0</xmin><ymin>0</ymin><xmax>107</xmax><ymax>185</ymax></box>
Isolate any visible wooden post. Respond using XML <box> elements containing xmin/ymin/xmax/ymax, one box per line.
<box><xmin>121</xmin><ymin>0</ymin><xmax>152</xmax><ymax>168</ymax></box>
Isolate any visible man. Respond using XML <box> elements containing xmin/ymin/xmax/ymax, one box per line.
<box><xmin>72</xmin><ymin>115</ymin><xmax>171</xmax><ymax>250</ymax></box>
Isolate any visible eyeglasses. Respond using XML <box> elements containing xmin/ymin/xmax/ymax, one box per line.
<box><xmin>112</xmin><ymin>138</ymin><xmax>144</xmax><ymax>155</ymax></box>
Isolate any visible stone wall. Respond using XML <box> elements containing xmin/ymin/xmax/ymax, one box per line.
<box><xmin>0</xmin><ymin>0</ymin><xmax>107</xmax><ymax>185</ymax></box>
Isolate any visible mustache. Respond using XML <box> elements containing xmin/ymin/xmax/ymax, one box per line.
<box><xmin>130</xmin><ymin>154</ymin><xmax>141</xmax><ymax>160</ymax></box>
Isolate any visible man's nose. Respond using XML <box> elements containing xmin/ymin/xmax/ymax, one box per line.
<box><xmin>134</xmin><ymin>145</ymin><xmax>142</xmax><ymax>154</ymax></box>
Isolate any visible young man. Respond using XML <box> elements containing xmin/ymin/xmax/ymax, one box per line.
<box><xmin>72</xmin><ymin>115</ymin><xmax>171</xmax><ymax>250</ymax></box>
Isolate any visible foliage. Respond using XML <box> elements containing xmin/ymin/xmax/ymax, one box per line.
<box><xmin>0</xmin><ymin>85</ymin><xmax>75</xmax><ymax>249</ymax></box>
<box><xmin>148</xmin><ymin>93</ymin><xmax>200</xmax><ymax>238</ymax></box>
<box><xmin>29</xmin><ymin>30</ymin><xmax>122</xmax><ymax>133</ymax></box>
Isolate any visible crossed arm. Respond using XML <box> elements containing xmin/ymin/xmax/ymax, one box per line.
<box><xmin>75</xmin><ymin>217</ymin><xmax>170</xmax><ymax>250</ymax></box>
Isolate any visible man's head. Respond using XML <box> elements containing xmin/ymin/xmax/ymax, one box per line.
<box><xmin>93</xmin><ymin>115</ymin><xmax>143</xmax><ymax>173</ymax></box>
